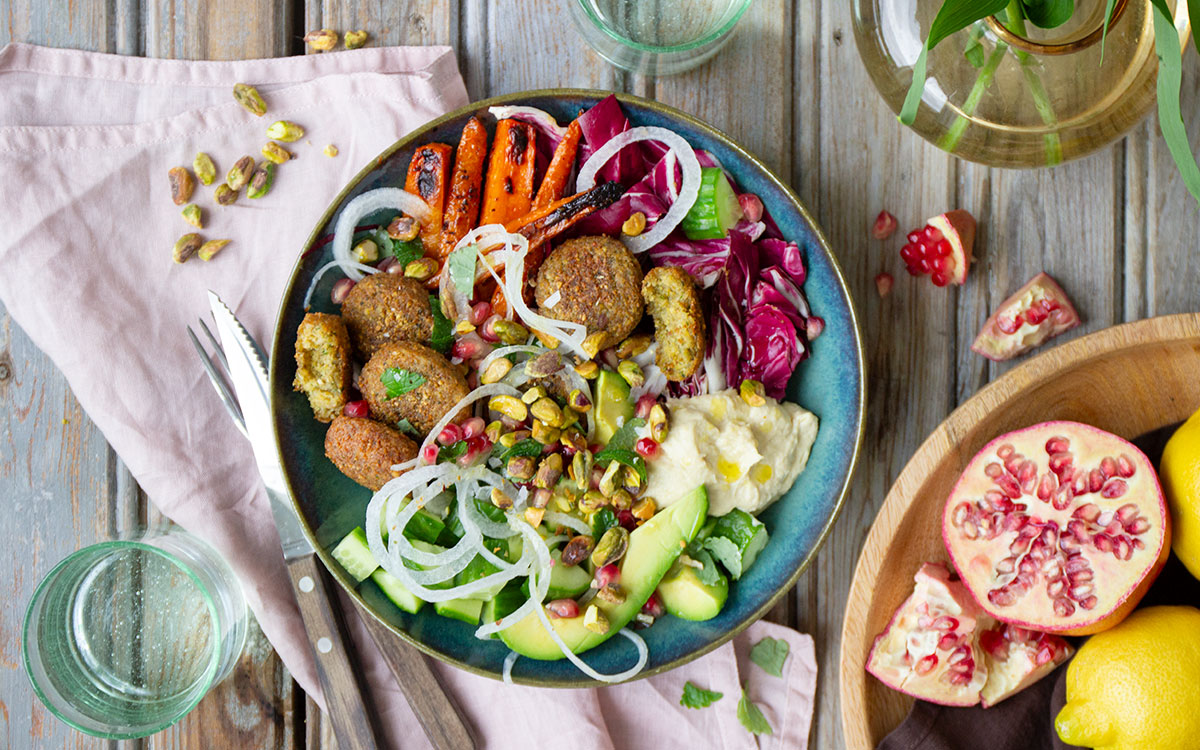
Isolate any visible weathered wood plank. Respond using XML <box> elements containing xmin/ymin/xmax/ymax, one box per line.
<box><xmin>305</xmin><ymin>0</ymin><xmax>455</xmax><ymax>48</ymax></box>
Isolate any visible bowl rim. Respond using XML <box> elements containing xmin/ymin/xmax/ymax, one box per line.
<box><xmin>271</xmin><ymin>87</ymin><xmax>866</xmax><ymax>686</ymax></box>
<box><xmin>838</xmin><ymin>312</ymin><xmax>1200</xmax><ymax>748</ymax></box>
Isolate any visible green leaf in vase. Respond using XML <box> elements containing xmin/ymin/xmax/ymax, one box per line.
<box><xmin>1149</xmin><ymin>0</ymin><xmax>1200</xmax><ymax>208</ymax></box>
<box><xmin>1019</xmin><ymin>0</ymin><xmax>1074</xmax><ymax>29</ymax></box>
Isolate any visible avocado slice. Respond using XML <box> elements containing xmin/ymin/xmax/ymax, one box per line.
<box><xmin>656</xmin><ymin>560</ymin><xmax>729</xmax><ymax>621</ymax></box>
<box><xmin>500</xmin><ymin>484</ymin><xmax>708</xmax><ymax>660</ymax></box>
<box><xmin>546</xmin><ymin>549</ymin><xmax>592</xmax><ymax>600</ymax></box>
<box><xmin>593</xmin><ymin>368</ymin><xmax>634</xmax><ymax>445</ymax></box>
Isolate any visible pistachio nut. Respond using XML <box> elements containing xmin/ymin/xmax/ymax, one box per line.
<box><xmin>560</xmin><ymin>535</ymin><xmax>595</xmax><ymax>567</ymax></box>
<box><xmin>560</xmin><ymin>427</ymin><xmax>587</xmax><ymax>454</ymax></box>
<box><xmin>574</xmin><ymin>360</ymin><xmax>599</xmax><ymax>379</ymax></box>
<box><xmin>352</xmin><ymin>238</ymin><xmax>379</xmax><ymax>263</ymax></box>
<box><xmin>648</xmin><ymin>403</ymin><xmax>669</xmax><ymax>443</ymax></box>
<box><xmin>172</xmin><ymin>233</ymin><xmax>202</xmax><ymax>264</ymax></box>
<box><xmin>214</xmin><ymin>184</ymin><xmax>238</xmax><ymax>206</ymax></box>
<box><xmin>583</xmin><ymin>603</ymin><xmax>609</xmax><ymax>634</ymax></box>
<box><xmin>266</xmin><ymin>120</ymin><xmax>305</xmax><ymax>142</ymax></box>
<box><xmin>532</xmin><ymin>329</ymin><xmax>560</xmax><ymax>349</ymax></box>
<box><xmin>488</xmin><ymin>394</ymin><xmax>528</xmax><ymax>422</ymax></box>
<box><xmin>598</xmin><ymin>460</ymin><xmax>623</xmax><ymax>497</ymax></box>
<box><xmin>303</xmin><ymin>28</ymin><xmax>338</xmax><ymax>51</ymax></box>
<box><xmin>193</xmin><ymin>152</ymin><xmax>217</xmax><ymax>185</ymax></box>
<box><xmin>610</xmin><ymin>488</ymin><xmax>634</xmax><ymax>512</ymax></box>
<box><xmin>198</xmin><ymin>239</ymin><xmax>231</xmax><ymax>262</ymax></box>
<box><xmin>530</xmin><ymin>487</ymin><xmax>552</xmax><ymax>509</ymax></box>
<box><xmin>570</xmin><ymin>449</ymin><xmax>592</xmax><ymax>490</ymax></box>
<box><xmin>595</xmin><ymin>583</ymin><xmax>626</xmax><ymax>605</ymax></box>
<box><xmin>615</xmin><ymin>333</ymin><xmax>652</xmax><ymax>359</ymax></box>
<box><xmin>506</xmin><ymin>455</ymin><xmax>536</xmax><ymax>481</ymax></box>
<box><xmin>525</xmin><ymin>350</ymin><xmax>563</xmax><ymax>378</ymax></box>
<box><xmin>484</xmin><ymin>420</ymin><xmax>504</xmax><ymax>443</ymax></box>
<box><xmin>232</xmin><ymin>83</ymin><xmax>267</xmax><ymax>116</ymax></box>
<box><xmin>559</xmin><ymin>406</ymin><xmax>581</xmax><ymax>430</ymax></box>
<box><xmin>550</xmin><ymin>488</ymin><xmax>577</xmax><ymax>513</ymax></box>
<box><xmin>404</xmin><ymin>257</ymin><xmax>438</xmax><ymax>282</ymax></box>
<box><xmin>621</xmin><ymin>211</ymin><xmax>647</xmax><ymax>237</ymax></box>
<box><xmin>631</xmin><ymin>497</ymin><xmax>657</xmax><ymax>521</ymax></box>
<box><xmin>623</xmin><ymin>464</ymin><xmax>643</xmax><ymax>491</ymax></box>
<box><xmin>617</xmin><ymin>360</ymin><xmax>645</xmax><ymax>388</ymax></box>
<box><xmin>261</xmin><ymin>141</ymin><xmax>292</xmax><ymax>164</ymax></box>
<box><xmin>492</xmin><ymin>319</ymin><xmax>530</xmax><ymax>345</ymax></box>
<box><xmin>739</xmin><ymin>379</ymin><xmax>767</xmax><ymax>407</ymax></box>
<box><xmin>533</xmin><ymin>453</ymin><xmax>563</xmax><ymax>489</ymax></box>
<box><xmin>489</xmin><ymin>487</ymin><xmax>514</xmax><ymax>510</ymax></box>
<box><xmin>324</xmin><ymin>144</ymin><xmax>339</xmax><ymax>158</ymax></box>
<box><xmin>246</xmin><ymin>162</ymin><xmax>276</xmax><ymax>199</ymax></box>
<box><xmin>521</xmin><ymin>385</ymin><xmax>548</xmax><ymax>405</ymax></box>
<box><xmin>530</xmin><ymin>419</ymin><xmax>561</xmax><ymax>446</ymax></box>
<box><xmin>530</xmin><ymin>398</ymin><xmax>564</xmax><ymax>428</ymax></box>
<box><xmin>344</xmin><ymin>29</ymin><xmax>369</xmax><ymax>49</ymax></box>
<box><xmin>226</xmin><ymin>156</ymin><xmax>255</xmax><ymax>191</ymax></box>
<box><xmin>524</xmin><ymin>506</ymin><xmax>545</xmax><ymax>528</ymax></box>
<box><xmin>581</xmin><ymin>331</ymin><xmax>608</xmax><ymax>359</ymax></box>
<box><xmin>578</xmin><ymin>489</ymin><xmax>607</xmax><ymax>514</ymax></box>
<box><xmin>591</xmin><ymin>526</ymin><xmax>630</xmax><ymax>568</ymax></box>
<box><xmin>181</xmin><ymin>203</ymin><xmax>203</xmax><ymax>229</ymax></box>
<box><xmin>567</xmin><ymin>389</ymin><xmax>592</xmax><ymax>412</ymax></box>
<box><xmin>168</xmin><ymin>166</ymin><xmax>195</xmax><ymax>206</ymax></box>
<box><xmin>480</xmin><ymin>358</ymin><xmax>513</xmax><ymax>386</ymax></box>
<box><xmin>387</xmin><ymin>215</ymin><xmax>419</xmax><ymax>241</ymax></box>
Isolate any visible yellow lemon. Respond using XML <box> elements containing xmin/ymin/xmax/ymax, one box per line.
<box><xmin>1055</xmin><ymin>606</ymin><xmax>1200</xmax><ymax>750</ymax></box>
<box><xmin>1160</xmin><ymin>408</ymin><xmax>1200</xmax><ymax>580</ymax></box>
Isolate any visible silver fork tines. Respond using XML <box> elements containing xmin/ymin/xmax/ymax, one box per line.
<box><xmin>188</xmin><ymin>318</ymin><xmax>249</xmax><ymax>439</ymax></box>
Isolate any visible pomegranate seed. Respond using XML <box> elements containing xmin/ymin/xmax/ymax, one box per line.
<box><xmin>904</xmin><ymin>263</ymin><xmax>923</xmax><ymax>277</ymax></box>
<box><xmin>900</xmin><ymin>244</ymin><xmax>920</xmax><ymax>262</ymax></box>
<box><xmin>806</xmin><ymin>316</ymin><xmax>825</xmax><ymax>341</ymax></box>
<box><xmin>935</xmin><ymin>239</ymin><xmax>952</xmax><ymax>257</ymax></box>
<box><xmin>635</xmin><ymin>393</ymin><xmax>658</xmax><ymax>420</ymax></box>
<box><xmin>376</xmin><ymin>257</ymin><xmax>399</xmax><ymax>273</ymax></box>
<box><xmin>342</xmin><ymin>400</ymin><xmax>369</xmax><ymax>418</ymax></box>
<box><xmin>330</xmin><ymin>278</ymin><xmax>356</xmax><ymax>305</ymax></box>
<box><xmin>635</xmin><ymin>437</ymin><xmax>659</xmax><ymax>459</ymax></box>
<box><xmin>642</xmin><ymin>592</ymin><xmax>666</xmax><ymax>618</ymax></box>
<box><xmin>914</xmin><ymin>654</ymin><xmax>938</xmax><ymax>675</ymax></box>
<box><xmin>906</xmin><ymin>231</ymin><xmax>922</xmax><ymax>244</ymax></box>
<box><xmin>1025</xmin><ymin>305</ymin><xmax>1049</xmax><ymax>325</ymax></box>
<box><xmin>469</xmin><ymin>301</ymin><xmax>492</xmax><ymax>326</ymax></box>
<box><xmin>461</xmin><ymin>417</ymin><xmax>487</xmax><ymax>439</ymax></box>
<box><xmin>437</xmin><ymin>423</ymin><xmax>463</xmax><ymax>446</ymax></box>
<box><xmin>479</xmin><ymin>314</ymin><xmax>501</xmax><ymax>343</ymax></box>
<box><xmin>545</xmin><ymin>599</ymin><xmax>579</xmax><ymax>619</ymax></box>
<box><xmin>617</xmin><ymin>509</ymin><xmax>637</xmax><ymax>530</ymax></box>
<box><xmin>458</xmin><ymin>436</ymin><xmax>492</xmax><ymax>466</ymax></box>
<box><xmin>932</xmin><ymin>255</ymin><xmax>953</xmax><ymax>273</ymax></box>
<box><xmin>875</xmin><ymin>272</ymin><xmax>894</xmax><ymax>298</ymax></box>
<box><xmin>739</xmin><ymin>193</ymin><xmax>764</xmax><ymax>223</ymax></box>
<box><xmin>421</xmin><ymin>443</ymin><xmax>439</xmax><ymax>463</ymax></box>
<box><xmin>871</xmin><ymin>210</ymin><xmax>898</xmax><ymax>240</ymax></box>
<box><xmin>1045</xmin><ymin>436</ymin><xmax>1070</xmax><ymax>454</ymax></box>
<box><xmin>996</xmin><ymin>316</ymin><xmax>1021</xmax><ymax>335</ymax></box>
<box><xmin>931</xmin><ymin>271</ymin><xmax>950</xmax><ymax>287</ymax></box>
<box><xmin>924</xmin><ymin>226</ymin><xmax>943</xmax><ymax>243</ymax></box>
<box><xmin>593</xmin><ymin>563</ymin><xmax>620</xmax><ymax>588</ymax></box>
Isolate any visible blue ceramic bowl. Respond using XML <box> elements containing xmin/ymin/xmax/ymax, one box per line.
<box><xmin>270</xmin><ymin>90</ymin><xmax>865</xmax><ymax>686</ymax></box>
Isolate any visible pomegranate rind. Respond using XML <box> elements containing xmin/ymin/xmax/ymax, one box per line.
<box><xmin>926</xmin><ymin>210</ymin><xmax>975</xmax><ymax>285</ymax></box>
<box><xmin>865</xmin><ymin>562</ymin><xmax>988</xmax><ymax>707</ymax></box>
<box><xmin>971</xmin><ymin>272</ymin><xmax>1081</xmax><ymax>361</ymax></box>
<box><xmin>977</xmin><ymin>624</ymin><xmax>1074</xmax><ymax>707</ymax></box>
<box><xmin>942</xmin><ymin>421</ymin><xmax>1170</xmax><ymax>636</ymax></box>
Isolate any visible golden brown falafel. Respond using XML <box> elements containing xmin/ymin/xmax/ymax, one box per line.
<box><xmin>324</xmin><ymin>416</ymin><xmax>417</xmax><ymax>490</ymax></box>
<box><xmin>358</xmin><ymin>341</ymin><xmax>470</xmax><ymax>436</ymax></box>
<box><xmin>642</xmin><ymin>266</ymin><xmax>706</xmax><ymax>381</ymax></box>
<box><xmin>534</xmin><ymin>235</ymin><xmax>643</xmax><ymax>349</ymax></box>
<box><xmin>341</xmin><ymin>273</ymin><xmax>435</xmax><ymax>358</ymax></box>
<box><xmin>293</xmin><ymin>312</ymin><xmax>354</xmax><ymax>422</ymax></box>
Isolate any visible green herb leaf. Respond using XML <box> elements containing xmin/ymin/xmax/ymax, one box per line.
<box><xmin>963</xmin><ymin>23</ymin><xmax>985</xmax><ymax>68</ymax></box>
<box><xmin>1150</xmin><ymin>0</ymin><xmax>1200</xmax><ymax>207</ymax></box>
<box><xmin>1191</xmin><ymin>0</ymin><xmax>1200</xmax><ymax>56</ymax></box>
<box><xmin>381</xmin><ymin>368</ymin><xmax>426</xmax><ymax>399</ymax></box>
<box><xmin>395</xmin><ymin>418</ymin><xmax>419</xmax><ymax>437</ymax></box>
<box><xmin>702</xmin><ymin>535</ymin><xmax>744</xmax><ymax>580</ymax></box>
<box><xmin>604</xmin><ymin>417</ymin><xmax>646</xmax><ymax>452</ymax></box>
<box><xmin>900</xmin><ymin>0</ymin><xmax>1011</xmax><ymax>124</ymax></box>
<box><xmin>447</xmin><ymin>242</ymin><xmax>477</xmax><ymax>295</ymax></box>
<box><xmin>500</xmin><ymin>438</ymin><xmax>544</xmax><ymax>462</ymax></box>
<box><xmin>749</xmin><ymin>636</ymin><xmax>790</xmax><ymax>678</ymax></box>
<box><xmin>686</xmin><ymin>547</ymin><xmax>721</xmax><ymax>586</ymax></box>
<box><xmin>736</xmin><ymin>684</ymin><xmax>773</xmax><ymax>736</ymax></box>
<box><xmin>1020</xmin><ymin>0</ymin><xmax>1074</xmax><ymax>29</ymax></box>
<box><xmin>593</xmin><ymin>447</ymin><xmax>648</xmax><ymax>484</ymax></box>
<box><xmin>438</xmin><ymin>440</ymin><xmax>468</xmax><ymax>463</ymax></box>
<box><xmin>429</xmin><ymin>294</ymin><xmax>454</xmax><ymax>354</ymax></box>
<box><xmin>390</xmin><ymin>238</ymin><xmax>424</xmax><ymax>266</ymax></box>
<box><xmin>591</xmin><ymin>507</ymin><xmax>618</xmax><ymax>540</ymax></box>
<box><xmin>680</xmin><ymin>681</ymin><xmax>724</xmax><ymax>709</ymax></box>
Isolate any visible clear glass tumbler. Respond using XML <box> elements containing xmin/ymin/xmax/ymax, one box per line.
<box><xmin>23</xmin><ymin>530</ymin><xmax>248</xmax><ymax>739</ymax></box>
<box><xmin>569</xmin><ymin>0</ymin><xmax>754</xmax><ymax>76</ymax></box>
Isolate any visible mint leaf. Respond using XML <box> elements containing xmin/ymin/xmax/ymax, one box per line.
<box><xmin>736</xmin><ymin>685</ymin><xmax>773</xmax><ymax>736</ymax></box>
<box><xmin>604</xmin><ymin>417</ymin><xmax>646</xmax><ymax>452</ymax></box>
<box><xmin>593</xmin><ymin>447</ymin><xmax>647</xmax><ymax>484</ymax></box>
<box><xmin>500</xmin><ymin>438</ymin><xmax>544</xmax><ymax>462</ymax></box>
<box><xmin>429</xmin><ymin>294</ymin><xmax>454</xmax><ymax>354</ymax></box>
<box><xmin>680</xmin><ymin>681</ymin><xmax>723</xmax><ymax>709</ymax></box>
<box><xmin>685</xmin><ymin>548</ymin><xmax>721</xmax><ymax>586</ymax></box>
<box><xmin>447</xmin><ymin>242</ymin><xmax>477</xmax><ymax>295</ymax></box>
<box><xmin>749</xmin><ymin>636</ymin><xmax>790</xmax><ymax>678</ymax></box>
<box><xmin>381</xmin><ymin>368</ymin><xmax>426</xmax><ymax>399</ymax></box>
<box><xmin>702</xmin><ymin>535</ymin><xmax>744</xmax><ymax>580</ymax></box>
<box><xmin>391</xmin><ymin>238</ymin><xmax>424</xmax><ymax>266</ymax></box>
<box><xmin>395</xmin><ymin>418</ymin><xmax>419</xmax><ymax>436</ymax></box>
<box><xmin>438</xmin><ymin>440</ymin><xmax>468</xmax><ymax>463</ymax></box>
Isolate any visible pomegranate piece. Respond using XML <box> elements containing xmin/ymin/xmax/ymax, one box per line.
<box><xmin>977</xmin><ymin>623</ymin><xmax>1073</xmax><ymax>707</ymax></box>
<box><xmin>971</xmin><ymin>272</ymin><xmax>1081</xmax><ymax>361</ymax></box>
<box><xmin>875</xmin><ymin>272</ymin><xmax>894</xmax><ymax>298</ymax></box>
<box><xmin>943</xmin><ymin>421</ymin><xmax>1170</xmax><ymax>636</ymax></box>
<box><xmin>872</xmin><ymin>210</ymin><xmax>898</xmax><ymax>240</ymax></box>
<box><xmin>865</xmin><ymin>563</ymin><xmax>989</xmax><ymax>706</ymax></box>
<box><xmin>900</xmin><ymin>210</ymin><xmax>975</xmax><ymax>287</ymax></box>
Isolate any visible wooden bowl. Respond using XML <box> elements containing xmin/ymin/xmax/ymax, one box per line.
<box><xmin>839</xmin><ymin>313</ymin><xmax>1200</xmax><ymax>749</ymax></box>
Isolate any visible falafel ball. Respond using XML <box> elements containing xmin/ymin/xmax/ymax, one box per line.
<box><xmin>324</xmin><ymin>416</ymin><xmax>417</xmax><ymax>491</ymax></box>
<box><xmin>534</xmin><ymin>235</ymin><xmax>643</xmax><ymax>349</ymax></box>
<box><xmin>642</xmin><ymin>266</ymin><xmax>706</xmax><ymax>381</ymax></box>
<box><xmin>341</xmin><ymin>272</ymin><xmax>434</xmax><ymax>358</ymax></box>
<box><xmin>358</xmin><ymin>341</ymin><xmax>470</xmax><ymax>436</ymax></box>
<box><xmin>293</xmin><ymin>312</ymin><xmax>353</xmax><ymax>422</ymax></box>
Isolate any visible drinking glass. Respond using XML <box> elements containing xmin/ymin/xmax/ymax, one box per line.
<box><xmin>23</xmin><ymin>529</ymin><xmax>248</xmax><ymax>739</ymax></box>
<box><xmin>569</xmin><ymin>0</ymin><xmax>754</xmax><ymax>76</ymax></box>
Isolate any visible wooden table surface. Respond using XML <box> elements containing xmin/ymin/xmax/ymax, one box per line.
<box><xmin>1</xmin><ymin>1</ymin><xmax>1197</xmax><ymax>748</ymax></box>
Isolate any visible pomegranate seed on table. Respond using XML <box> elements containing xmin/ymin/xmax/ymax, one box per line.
<box><xmin>635</xmin><ymin>437</ymin><xmax>659</xmax><ymax>459</ymax></box>
<box><xmin>342</xmin><ymin>400</ymin><xmax>369</xmax><ymax>418</ymax></box>
<box><xmin>871</xmin><ymin>210</ymin><xmax>898</xmax><ymax>240</ymax></box>
<box><xmin>875</xmin><ymin>272</ymin><xmax>894</xmax><ymax>298</ymax></box>
<box><xmin>738</xmin><ymin>193</ymin><xmax>764</xmax><ymax>223</ymax></box>
<box><xmin>330</xmin><ymin>277</ymin><xmax>356</xmax><ymax>304</ymax></box>
<box><xmin>437</xmin><ymin>423</ymin><xmax>463</xmax><ymax>446</ymax></box>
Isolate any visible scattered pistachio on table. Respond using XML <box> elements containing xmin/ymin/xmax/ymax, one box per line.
<box><xmin>303</xmin><ymin>29</ymin><xmax>338</xmax><ymax>51</ymax></box>
<box><xmin>247</xmin><ymin>162</ymin><xmax>276</xmax><ymax>199</ymax></box>
<box><xmin>198</xmin><ymin>239</ymin><xmax>231</xmax><ymax>262</ymax></box>
<box><xmin>226</xmin><ymin>156</ymin><xmax>255</xmax><ymax>191</ymax></box>
<box><xmin>324</xmin><ymin>144</ymin><xmax>339</xmax><ymax>158</ymax></box>
<box><xmin>193</xmin><ymin>152</ymin><xmax>217</xmax><ymax>185</ymax></box>
<box><xmin>344</xmin><ymin>30</ymin><xmax>369</xmax><ymax>49</ymax></box>
<box><xmin>266</xmin><ymin>120</ymin><xmax>304</xmax><ymax>142</ymax></box>
<box><xmin>261</xmin><ymin>141</ymin><xmax>292</xmax><ymax>164</ymax></box>
<box><xmin>214</xmin><ymin>184</ymin><xmax>238</xmax><ymax>206</ymax></box>
<box><xmin>232</xmin><ymin>83</ymin><xmax>267</xmax><ymax>116</ymax></box>
<box><xmin>168</xmin><ymin>166</ymin><xmax>195</xmax><ymax>205</ymax></box>
<box><xmin>172</xmin><ymin>233</ymin><xmax>202</xmax><ymax>264</ymax></box>
<box><xmin>181</xmin><ymin>203</ymin><xmax>203</xmax><ymax>229</ymax></box>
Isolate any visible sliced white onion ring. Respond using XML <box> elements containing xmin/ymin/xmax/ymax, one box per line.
<box><xmin>332</xmin><ymin>188</ymin><xmax>431</xmax><ymax>281</ymax></box>
<box><xmin>542</xmin><ymin>510</ymin><xmax>592</xmax><ymax>536</ymax></box>
<box><xmin>303</xmin><ymin>260</ymin><xmax>379</xmax><ymax>309</ymax></box>
<box><xmin>502</xmin><ymin>651</ymin><xmax>519</xmax><ymax>684</ymax></box>
<box><xmin>417</xmin><ymin>383</ymin><xmax>521</xmax><ymax>467</ymax></box>
<box><xmin>488</xmin><ymin>106</ymin><xmax>568</xmax><ymax>148</ymax></box>
<box><xmin>532</xmin><ymin>605</ymin><xmax>649</xmax><ymax>683</ymax></box>
<box><xmin>576</xmin><ymin>126</ymin><xmax>702</xmax><ymax>254</ymax></box>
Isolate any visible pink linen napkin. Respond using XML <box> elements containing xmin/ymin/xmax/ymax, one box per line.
<box><xmin>0</xmin><ymin>42</ymin><xmax>817</xmax><ymax>749</ymax></box>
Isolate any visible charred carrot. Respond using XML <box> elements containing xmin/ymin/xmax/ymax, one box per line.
<box><xmin>404</xmin><ymin>143</ymin><xmax>453</xmax><ymax>256</ymax></box>
<box><xmin>532</xmin><ymin>119</ymin><xmax>582</xmax><ymax>210</ymax></box>
<box><xmin>439</xmin><ymin>117</ymin><xmax>488</xmax><ymax>258</ymax></box>
<box><xmin>481</xmin><ymin>120</ymin><xmax>537</xmax><ymax>226</ymax></box>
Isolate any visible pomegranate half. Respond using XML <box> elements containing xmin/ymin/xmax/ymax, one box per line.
<box><xmin>943</xmin><ymin>422</ymin><xmax>1170</xmax><ymax>636</ymax></box>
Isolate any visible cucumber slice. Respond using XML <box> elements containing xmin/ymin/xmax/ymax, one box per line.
<box><xmin>546</xmin><ymin>549</ymin><xmax>592</xmax><ymax>600</ymax></box>
<box><xmin>709</xmin><ymin>509</ymin><xmax>769</xmax><ymax>577</ymax></box>
<box><xmin>482</xmin><ymin>583</ymin><xmax>527</xmax><ymax>638</ymax></box>
<box><xmin>331</xmin><ymin>527</ymin><xmax>379</xmax><ymax>583</ymax></box>
<box><xmin>379</xmin><ymin>504</ymin><xmax>446</xmax><ymax>546</ymax></box>
<box><xmin>435</xmin><ymin>597</ymin><xmax>484</xmax><ymax>624</ymax></box>
<box><xmin>370</xmin><ymin>568</ymin><xmax>424</xmax><ymax>614</ymax></box>
<box><xmin>680</xmin><ymin>167</ymin><xmax>743</xmax><ymax>240</ymax></box>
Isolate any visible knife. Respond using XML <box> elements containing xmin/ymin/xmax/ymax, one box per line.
<box><xmin>207</xmin><ymin>292</ymin><xmax>475</xmax><ymax>750</ymax></box>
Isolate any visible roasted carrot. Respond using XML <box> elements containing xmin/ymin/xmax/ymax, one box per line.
<box><xmin>480</xmin><ymin>120</ymin><xmax>537</xmax><ymax>226</ymax></box>
<box><xmin>404</xmin><ymin>143</ymin><xmax>453</xmax><ymax>256</ymax></box>
<box><xmin>439</xmin><ymin>117</ymin><xmax>488</xmax><ymax>258</ymax></box>
<box><xmin>532</xmin><ymin>119</ymin><xmax>582</xmax><ymax>211</ymax></box>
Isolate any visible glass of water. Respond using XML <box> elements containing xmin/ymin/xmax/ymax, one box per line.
<box><xmin>23</xmin><ymin>530</ymin><xmax>248</xmax><ymax>739</ymax></box>
<box><xmin>569</xmin><ymin>0</ymin><xmax>754</xmax><ymax>76</ymax></box>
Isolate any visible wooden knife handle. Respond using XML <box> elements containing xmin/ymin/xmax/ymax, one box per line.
<box><xmin>355</xmin><ymin>600</ymin><xmax>478</xmax><ymax>750</ymax></box>
<box><xmin>286</xmin><ymin>553</ymin><xmax>384</xmax><ymax>750</ymax></box>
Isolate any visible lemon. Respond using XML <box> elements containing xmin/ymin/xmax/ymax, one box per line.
<box><xmin>1160</xmin><ymin>408</ymin><xmax>1200</xmax><ymax>580</ymax></box>
<box><xmin>1055</xmin><ymin>606</ymin><xmax>1200</xmax><ymax>750</ymax></box>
